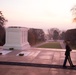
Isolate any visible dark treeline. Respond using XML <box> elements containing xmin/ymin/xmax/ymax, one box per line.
<box><xmin>28</xmin><ymin>28</ymin><xmax>45</xmax><ymax>46</ymax></box>
<box><xmin>64</xmin><ymin>29</ymin><xmax>76</xmax><ymax>48</ymax></box>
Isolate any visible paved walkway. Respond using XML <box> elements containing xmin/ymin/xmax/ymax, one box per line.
<box><xmin>32</xmin><ymin>41</ymin><xmax>48</xmax><ymax>47</ymax></box>
<box><xmin>0</xmin><ymin>47</ymin><xmax>76</xmax><ymax>75</ymax></box>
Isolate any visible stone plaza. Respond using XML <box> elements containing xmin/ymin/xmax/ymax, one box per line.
<box><xmin>0</xmin><ymin>47</ymin><xmax>76</xmax><ymax>75</ymax></box>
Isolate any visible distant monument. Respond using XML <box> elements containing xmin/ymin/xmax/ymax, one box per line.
<box><xmin>3</xmin><ymin>26</ymin><xmax>30</xmax><ymax>50</ymax></box>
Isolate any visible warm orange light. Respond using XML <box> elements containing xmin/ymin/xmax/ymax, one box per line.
<box><xmin>73</xmin><ymin>18</ymin><xmax>76</xmax><ymax>22</ymax></box>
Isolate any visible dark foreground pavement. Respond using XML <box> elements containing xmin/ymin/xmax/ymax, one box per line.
<box><xmin>0</xmin><ymin>47</ymin><xmax>76</xmax><ymax>75</ymax></box>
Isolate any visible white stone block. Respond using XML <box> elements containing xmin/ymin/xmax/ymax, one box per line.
<box><xmin>3</xmin><ymin>26</ymin><xmax>30</xmax><ymax>50</ymax></box>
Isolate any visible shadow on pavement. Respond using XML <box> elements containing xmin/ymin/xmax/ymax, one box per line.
<box><xmin>0</xmin><ymin>61</ymin><xmax>76</xmax><ymax>70</ymax></box>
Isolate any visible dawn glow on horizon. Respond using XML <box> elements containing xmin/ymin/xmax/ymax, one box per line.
<box><xmin>0</xmin><ymin>0</ymin><xmax>76</xmax><ymax>30</ymax></box>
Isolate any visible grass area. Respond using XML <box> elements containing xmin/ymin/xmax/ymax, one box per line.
<box><xmin>38</xmin><ymin>42</ymin><xmax>62</xmax><ymax>49</ymax></box>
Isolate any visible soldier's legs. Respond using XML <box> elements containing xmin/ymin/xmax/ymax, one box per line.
<box><xmin>68</xmin><ymin>56</ymin><xmax>74</xmax><ymax>66</ymax></box>
<box><xmin>63</xmin><ymin>56</ymin><xmax>68</xmax><ymax>67</ymax></box>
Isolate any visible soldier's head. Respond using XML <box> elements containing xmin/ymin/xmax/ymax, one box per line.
<box><xmin>64</xmin><ymin>40</ymin><xmax>70</xmax><ymax>45</ymax></box>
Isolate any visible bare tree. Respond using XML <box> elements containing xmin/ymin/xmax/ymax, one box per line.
<box><xmin>48</xmin><ymin>28</ymin><xmax>60</xmax><ymax>40</ymax></box>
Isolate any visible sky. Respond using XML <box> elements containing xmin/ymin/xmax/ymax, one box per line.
<box><xmin>0</xmin><ymin>0</ymin><xmax>76</xmax><ymax>31</ymax></box>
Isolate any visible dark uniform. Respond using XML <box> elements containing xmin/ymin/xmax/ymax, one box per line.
<box><xmin>63</xmin><ymin>42</ymin><xmax>74</xmax><ymax>67</ymax></box>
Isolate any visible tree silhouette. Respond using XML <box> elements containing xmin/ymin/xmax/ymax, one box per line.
<box><xmin>0</xmin><ymin>11</ymin><xmax>7</xmax><ymax>46</ymax></box>
<box><xmin>0</xmin><ymin>11</ymin><xmax>7</xmax><ymax>26</ymax></box>
<box><xmin>53</xmin><ymin>30</ymin><xmax>59</xmax><ymax>40</ymax></box>
<box><xmin>28</xmin><ymin>28</ymin><xmax>45</xmax><ymax>46</ymax></box>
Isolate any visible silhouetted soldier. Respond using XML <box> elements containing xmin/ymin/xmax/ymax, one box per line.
<box><xmin>63</xmin><ymin>40</ymin><xmax>75</xmax><ymax>68</ymax></box>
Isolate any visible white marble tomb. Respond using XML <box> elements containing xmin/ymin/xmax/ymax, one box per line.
<box><xmin>3</xmin><ymin>26</ymin><xmax>30</xmax><ymax>50</ymax></box>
